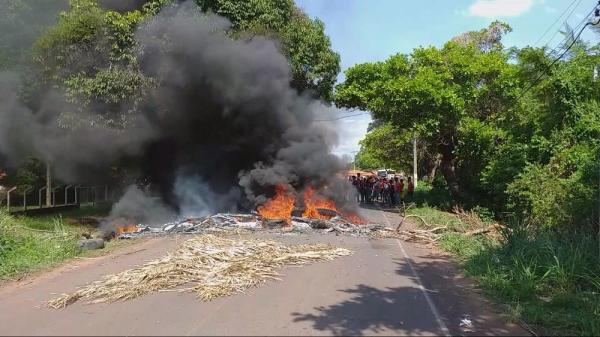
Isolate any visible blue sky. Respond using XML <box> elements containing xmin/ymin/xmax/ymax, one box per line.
<box><xmin>295</xmin><ymin>0</ymin><xmax>600</xmax><ymax>157</ymax></box>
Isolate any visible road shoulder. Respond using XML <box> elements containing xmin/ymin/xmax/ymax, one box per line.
<box><xmin>358</xmin><ymin>204</ymin><xmax>530</xmax><ymax>336</ymax></box>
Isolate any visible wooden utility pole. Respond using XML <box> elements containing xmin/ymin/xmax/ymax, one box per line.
<box><xmin>351</xmin><ymin>150</ymin><xmax>358</xmax><ymax>172</ymax></box>
<box><xmin>45</xmin><ymin>162</ymin><xmax>51</xmax><ymax>207</ymax></box>
<box><xmin>413</xmin><ymin>131</ymin><xmax>418</xmax><ymax>188</ymax></box>
<box><xmin>591</xmin><ymin>61</ymin><xmax>600</xmax><ymax>259</ymax></box>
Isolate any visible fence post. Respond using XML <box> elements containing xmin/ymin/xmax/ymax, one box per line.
<box><xmin>39</xmin><ymin>187</ymin><xmax>47</xmax><ymax>208</ymax></box>
<box><xmin>64</xmin><ymin>185</ymin><xmax>73</xmax><ymax>205</ymax></box>
<box><xmin>7</xmin><ymin>187</ymin><xmax>17</xmax><ymax>212</ymax></box>
<box><xmin>45</xmin><ymin>162</ymin><xmax>52</xmax><ymax>207</ymax></box>
<box><xmin>51</xmin><ymin>186</ymin><xmax>61</xmax><ymax>206</ymax></box>
<box><xmin>74</xmin><ymin>185</ymin><xmax>81</xmax><ymax>205</ymax></box>
<box><xmin>23</xmin><ymin>187</ymin><xmax>32</xmax><ymax>211</ymax></box>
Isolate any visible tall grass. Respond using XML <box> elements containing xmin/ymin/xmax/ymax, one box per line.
<box><xmin>464</xmin><ymin>227</ymin><xmax>600</xmax><ymax>336</ymax></box>
<box><xmin>409</xmin><ymin>206</ymin><xmax>600</xmax><ymax>336</ymax></box>
<box><xmin>0</xmin><ymin>210</ymin><xmax>80</xmax><ymax>279</ymax></box>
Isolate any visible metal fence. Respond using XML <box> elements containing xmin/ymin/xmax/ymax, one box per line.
<box><xmin>1</xmin><ymin>185</ymin><xmax>115</xmax><ymax>212</ymax></box>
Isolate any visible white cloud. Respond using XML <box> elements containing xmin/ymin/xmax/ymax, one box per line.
<box><xmin>468</xmin><ymin>0</ymin><xmax>534</xmax><ymax>18</ymax></box>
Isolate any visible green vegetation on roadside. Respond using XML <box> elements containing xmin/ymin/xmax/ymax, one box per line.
<box><xmin>407</xmin><ymin>199</ymin><xmax>600</xmax><ymax>336</ymax></box>
<box><xmin>339</xmin><ymin>21</ymin><xmax>600</xmax><ymax>230</ymax></box>
<box><xmin>0</xmin><ymin>206</ymin><xmax>116</xmax><ymax>280</ymax></box>
<box><xmin>340</xmin><ymin>20</ymin><xmax>600</xmax><ymax>336</ymax></box>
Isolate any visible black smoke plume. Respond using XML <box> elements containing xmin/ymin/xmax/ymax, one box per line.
<box><xmin>0</xmin><ymin>1</ymin><xmax>356</xmax><ymax>223</ymax></box>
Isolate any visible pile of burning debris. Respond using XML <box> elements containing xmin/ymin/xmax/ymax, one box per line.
<box><xmin>97</xmin><ymin>185</ymin><xmax>399</xmax><ymax>241</ymax></box>
<box><xmin>111</xmin><ymin>211</ymin><xmax>390</xmax><ymax>240</ymax></box>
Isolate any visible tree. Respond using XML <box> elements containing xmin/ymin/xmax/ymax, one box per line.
<box><xmin>0</xmin><ymin>0</ymin><xmax>66</xmax><ymax>70</ymax></box>
<box><xmin>452</xmin><ymin>20</ymin><xmax>511</xmax><ymax>52</ymax></box>
<box><xmin>34</xmin><ymin>0</ymin><xmax>340</xmax><ymax>105</ymax></box>
<box><xmin>191</xmin><ymin>0</ymin><xmax>341</xmax><ymax>100</ymax></box>
<box><xmin>354</xmin><ymin>123</ymin><xmax>409</xmax><ymax>170</ymax></box>
<box><xmin>336</xmin><ymin>23</ymin><xmax>518</xmax><ymax>202</ymax></box>
<box><xmin>502</xmin><ymin>46</ymin><xmax>600</xmax><ymax>227</ymax></box>
<box><xmin>355</xmin><ymin>122</ymin><xmax>440</xmax><ymax>181</ymax></box>
<box><xmin>280</xmin><ymin>9</ymin><xmax>340</xmax><ymax>101</ymax></box>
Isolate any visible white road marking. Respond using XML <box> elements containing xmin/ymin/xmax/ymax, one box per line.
<box><xmin>378</xmin><ymin>208</ymin><xmax>451</xmax><ymax>337</ymax></box>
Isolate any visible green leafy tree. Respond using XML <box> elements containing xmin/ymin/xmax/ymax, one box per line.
<box><xmin>355</xmin><ymin>122</ymin><xmax>440</xmax><ymax>181</ymax></box>
<box><xmin>354</xmin><ymin>123</ymin><xmax>409</xmax><ymax>171</ymax></box>
<box><xmin>336</xmin><ymin>22</ymin><xmax>518</xmax><ymax>202</ymax></box>
<box><xmin>35</xmin><ymin>0</ymin><xmax>340</xmax><ymax>105</ymax></box>
<box><xmin>13</xmin><ymin>157</ymin><xmax>46</xmax><ymax>191</ymax></box>
<box><xmin>0</xmin><ymin>0</ymin><xmax>66</xmax><ymax>70</ymax></box>
<box><xmin>280</xmin><ymin>9</ymin><xmax>340</xmax><ymax>101</ymax></box>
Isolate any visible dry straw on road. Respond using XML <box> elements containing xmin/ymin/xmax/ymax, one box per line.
<box><xmin>49</xmin><ymin>234</ymin><xmax>352</xmax><ymax>308</ymax></box>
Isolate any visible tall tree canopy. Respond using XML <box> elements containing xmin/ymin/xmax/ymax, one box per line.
<box><xmin>336</xmin><ymin>22</ymin><xmax>517</xmax><ymax>201</ymax></box>
<box><xmin>354</xmin><ymin>121</ymin><xmax>440</xmax><ymax>181</ymax></box>
<box><xmin>338</xmin><ymin>21</ymin><xmax>600</xmax><ymax>229</ymax></box>
<box><xmin>33</xmin><ymin>0</ymin><xmax>340</xmax><ymax>103</ymax></box>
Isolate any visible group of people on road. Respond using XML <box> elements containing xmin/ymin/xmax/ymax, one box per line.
<box><xmin>350</xmin><ymin>173</ymin><xmax>414</xmax><ymax>206</ymax></box>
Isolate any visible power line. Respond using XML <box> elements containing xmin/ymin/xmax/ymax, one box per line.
<box><xmin>538</xmin><ymin>0</ymin><xmax>585</xmax><ymax>48</ymax></box>
<box><xmin>534</xmin><ymin>0</ymin><xmax>582</xmax><ymax>47</ymax></box>
<box><xmin>545</xmin><ymin>5</ymin><xmax>594</xmax><ymax>59</ymax></box>
<box><xmin>519</xmin><ymin>6</ymin><xmax>599</xmax><ymax>98</ymax></box>
<box><xmin>314</xmin><ymin>112</ymin><xmax>371</xmax><ymax>122</ymax></box>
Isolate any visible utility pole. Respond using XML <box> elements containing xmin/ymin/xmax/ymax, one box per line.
<box><xmin>413</xmin><ymin>131</ymin><xmax>418</xmax><ymax>188</ymax></box>
<box><xmin>592</xmin><ymin>57</ymin><xmax>600</xmax><ymax>258</ymax></box>
<box><xmin>45</xmin><ymin>162</ymin><xmax>51</xmax><ymax>207</ymax></box>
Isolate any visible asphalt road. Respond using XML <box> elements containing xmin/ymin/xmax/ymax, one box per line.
<box><xmin>0</xmin><ymin>206</ymin><xmax>529</xmax><ymax>336</ymax></box>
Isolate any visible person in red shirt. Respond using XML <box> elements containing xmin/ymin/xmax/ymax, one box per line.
<box><xmin>392</xmin><ymin>177</ymin><xmax>399</xmax><ymax>205</ymax></box>
<box><xmin>397</xmin><ymin>178</ymin><xmax>405</xmax><ymax>203</ymax></box>
<box><xmin>407</xmin><ymin>176</ymin><xmax>415</xmax><ymax>200</ymax></box>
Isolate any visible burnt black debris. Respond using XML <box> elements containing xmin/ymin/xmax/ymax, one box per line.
<box><xmin>118</xmin><ymin>212</ymin><xmax>388</xmax><ymax>239</ymax></box>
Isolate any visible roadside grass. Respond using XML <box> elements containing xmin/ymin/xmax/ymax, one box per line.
<box><xmin>16</xmin><ymin>204</ymin><xmax>112</xmax><ymax>231</ymax></box>
<box><xmin>0</xmin><ymin>205</ymin><xmax>119</xmax><ymax>280</ymax></box>
<box><xmin>407</xmin><ymin>206</ymin><xmax>600</xmax><ymax>336</ymax></box>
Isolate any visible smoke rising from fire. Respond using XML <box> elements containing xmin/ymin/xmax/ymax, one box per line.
<box><xmin>0</xmin><ymin>1</ymin><xmax>357</xmax><ymax>225</ymax></box>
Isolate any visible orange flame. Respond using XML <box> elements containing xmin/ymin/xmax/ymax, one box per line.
<box><xmin>257</xmin><ymin>184</ymin><xmax>365</xmax><ymax>224</ymax></box>
<box><xmin>345</xmin><ymin>212</ymin><xmax>365</xmax><ymax>225</ymax></box>
<box><xmin>302</xmin><ymin>186</ymin><xmax>365</xmax><ymax>224</ymax></box>
<box><xmin>115</xmin><ymin>224</ymin><xmax>138</xmax><ymax>236</ymax></box>
<box><xmin>302</xmin><ymin>186</ymin><xmax>337</xmax><ymax>220</ymax></box>
<box><xmin>257</xmin><ymin>185</ymin><xmax>295</xmax><ymax>222</ymax></box>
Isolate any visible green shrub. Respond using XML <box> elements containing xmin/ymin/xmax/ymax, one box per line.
<box><xmin>507</xmin><ymin>163</ymin><xmax>597</xmax><ymax>229</ymax></box>
<box><xmin>412</xmin><ymin>179</ymin><xmax>453</xmax><ymax>209</ymax></box>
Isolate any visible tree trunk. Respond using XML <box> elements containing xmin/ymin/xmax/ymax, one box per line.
<box><xmin>427</xmin><ymin>154</ymin><xmax>441</xmax><ymax>183</ymax></box>
<box><xmin>437</xmin><ymin>139</ymin><xmax>465</xmax><ymax>202</ymax></box>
